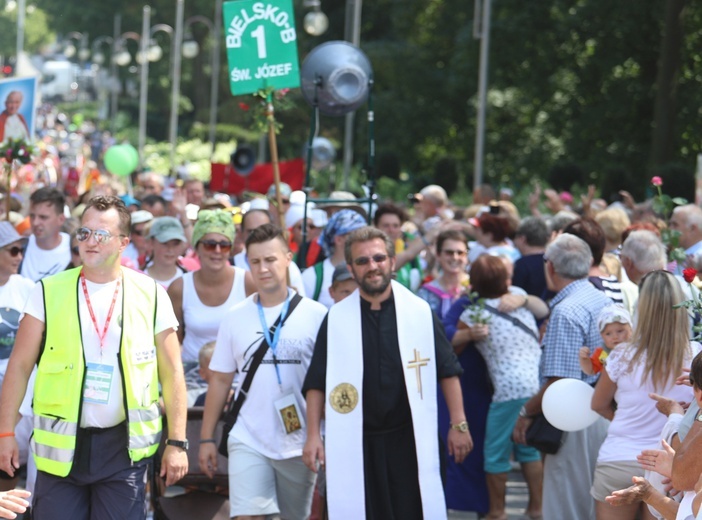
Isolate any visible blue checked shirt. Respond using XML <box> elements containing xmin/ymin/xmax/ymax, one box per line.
<box><xmin>541</xmin><ymin>278</ymin><xmax>612</xmax><ymax>385</ymax></box>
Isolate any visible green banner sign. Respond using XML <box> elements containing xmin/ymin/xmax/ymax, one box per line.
<box><xmin>223</xmin><ymin>0</ymin><xmax>300</xmax><ymax>96</ymax></box>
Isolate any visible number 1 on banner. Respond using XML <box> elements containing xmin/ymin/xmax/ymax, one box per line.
<box><xmin>251</xmin><ymin>25</ymin><xmax>266</xmax><ymax>59</ymax></box>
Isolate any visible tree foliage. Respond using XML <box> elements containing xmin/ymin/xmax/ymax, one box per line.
<box><xmin>32</xmin><ymin>0</ymin><xmax>702</xmax><ymax>200</ymax></box>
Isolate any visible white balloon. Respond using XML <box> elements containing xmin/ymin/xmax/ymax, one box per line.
<box><xmin>542</xmin><ymin>378</ymin><xmax>600</xmax><ymax>432</ymax></box>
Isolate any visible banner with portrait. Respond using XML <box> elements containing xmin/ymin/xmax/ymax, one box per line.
<box><xmin>0</xmin><ymin>77</ymin><xmax>36</xmax><ymax>145</ymax></box>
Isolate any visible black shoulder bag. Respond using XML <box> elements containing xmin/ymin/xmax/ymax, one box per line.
<box><xmin>218</xmin><ymin>293</ymin><xmax>303</xmax><ymax>457</ymax></box>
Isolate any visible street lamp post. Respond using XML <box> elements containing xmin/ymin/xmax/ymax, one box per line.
<box><xmin>342</xmin><ymin>0</ymin><xmax>362</xmax><ymax>190</ymax></box>
<box><xmin>64</xmin><ymin>31</ymin><xmax>90</xmax><ymax>66</ymax></box>
<box><xmin>90</xmin><ymin>35</ymin><xmax>114</xmax><ymax>121</ymax></box>
<box><xmin>137</xmin><ymin>6</ymin><xmax>175</xmax><ymax>170</ymax></box>
<box><xmin>138</xmin><ymin>6</ymin><xmax>151</xmax><ymax>169</ymax></box>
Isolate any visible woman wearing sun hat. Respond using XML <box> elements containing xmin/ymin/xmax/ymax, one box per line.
<box><xmin>0</xmin><ymin>222</ymin><xmax>35</xmax><ymax>495</ymax></box>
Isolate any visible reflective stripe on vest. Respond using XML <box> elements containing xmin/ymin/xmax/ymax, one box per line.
<box><xmin>128</xmin><ymin>403</ymin><xmax>162</xmax><ymax>450</ymax></box>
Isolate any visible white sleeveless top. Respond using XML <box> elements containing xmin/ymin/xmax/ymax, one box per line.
<box><xmin>181</xmin><ymin>267</ymin><xmax>247</xmax><ymax>363</ymax></box>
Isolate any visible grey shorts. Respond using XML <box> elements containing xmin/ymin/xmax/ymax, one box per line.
<box><xmin>591</xmin><ymin>460</ymin><xmax>644</xmax><ymax>502</ymax></box>
<box><xmin>228</xmin><ymin>439</ymin><xmax>316</xmax><ymax>519</ymax></box>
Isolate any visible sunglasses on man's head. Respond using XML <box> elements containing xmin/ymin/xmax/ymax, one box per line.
<box><xmin>199</xmin><ymin>240</ymin><xmax>232</xmax><ymax>253</ymax></box>
<box><xmin>352</xmin><ymin>254</ymin><xmax>388</xmax><ymax>266</ymax></box>
<box><xmin>3</xmin><ymin>246</ymin><xmax>22</xmax><ymax>257</ymax></box>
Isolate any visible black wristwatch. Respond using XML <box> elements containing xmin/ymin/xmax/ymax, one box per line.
<box><xmin>166</xmin><ymin>439</ymin><xmax>189</xmax><ymax>451</ymax></box>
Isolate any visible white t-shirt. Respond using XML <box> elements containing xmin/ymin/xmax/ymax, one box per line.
<box><xmin>209</xmin><ymin>293</ymin><xmax>327</xmax><ymax>459</ymax></box>
<box><xmin>301</xmin><ymin>258</ymin><xmax>335</xmax><ymax>309</ymax></box>
<box><xmin>23</xmin><ymin>271</ymin><xmax>179</xmax><ymax>428</ymax></box>
<box><xmin>0</xmin><ymin>275</ymin><xmax>35</xmax><ymax>384</ymax></box>
<box><xmin>145</xmin><ymin>265</ymin><xmax>184</xmax><ymax>290</ymax></box>
<box><xmin>234</xmin><ymin>249</ymin><xmax>307</xmax><ymax>297</ymax></box>
<box><xmin>459</xmin><ymin>286</ymin><xmax>541</xmax><ymax>402</ymax></box>
<box><xmin>20</xmin><ymin>233</ymin><xmax>72</xmax><ymax>282</ymax></box>
<box><xmin>597</xmin><ymin>341</ymin><xmax>701</xmax><ymax>463</ymax></box>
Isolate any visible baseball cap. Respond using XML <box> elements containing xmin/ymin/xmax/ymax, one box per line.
<box><xmin>597</xmin><ymin>306</ymin><xmax>633</xmax><ymax>332</ymax></box>
<box><xmin>267</xmin><ymin>182</ymin><xmax>292</xmax><ymax>199</ymax></box>
<box><xmin>148</xmin><ymin>217</ymin><xmax>186</xmax><ymax>243</ymax></box>
<box><xmin>0</xmin><ymin>221</ymin><xmax>26</xmax><ymax>249</ymax></box>
<box><xmin>131</xmin><ymin>210</ymin><xmax>154</xmax><ymax>226</ymax></box>
<box><xmin>332</xmin><ymin>263</ymin><xmax>353</xmax><ymax>284</ymax></box>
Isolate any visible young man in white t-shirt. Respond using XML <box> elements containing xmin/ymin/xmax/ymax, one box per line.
<box><xmin>20</xmin><ymin>187</ymin><xmax>71</xmax><ymax>282</ymax></box>
<box><xmin>200</xmin><ymin>223</ymin><xmax>327</xmax><ymax>520</ymax></box>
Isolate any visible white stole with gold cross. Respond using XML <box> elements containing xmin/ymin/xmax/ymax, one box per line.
<box><xmin>325</xmin><ymin>280</ymin><xmax>446</xmax><ymax>519</ymax></box>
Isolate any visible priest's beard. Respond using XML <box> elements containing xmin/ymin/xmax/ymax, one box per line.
<box><xmin>356</xmin><ymin>267</ymin><xmax>393</xmax><ymax>296</ymax></box>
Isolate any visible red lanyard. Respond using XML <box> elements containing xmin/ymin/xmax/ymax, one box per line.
<box><xmin>80</xmin><ymin>271</ymin><xmax>121</xmax><ymax>351</ymax></box>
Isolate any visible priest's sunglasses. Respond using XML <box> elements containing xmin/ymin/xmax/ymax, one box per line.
<box><xmin>352</xmin><ymin>253</ymin><xmax>389</xmax><ymax>266</ymax></box>
<box><xmin>75</xmin><ymin>227</ymin><xmax>126</xmax><ymax>245</ymax></box>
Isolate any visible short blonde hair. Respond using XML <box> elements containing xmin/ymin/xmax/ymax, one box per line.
<box><xmin>595</xmin><ymin>208</ymin><xmax>630</xmax><ymax>246</ymax></box>
<box><xmin>199</xmin><ymin>341</ymin><xmax>216</xmax><ymax>367</ymax></box>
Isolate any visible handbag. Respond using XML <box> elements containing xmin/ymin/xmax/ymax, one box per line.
<box><xmin>525</xmin><ymin>413</ymin><xmax>565</xmax><ymax>455</ymax></box>
<box><xmin>218</xmin><ymin>293</ymin><xmax>302</xmax><ymax>457</ymax></box>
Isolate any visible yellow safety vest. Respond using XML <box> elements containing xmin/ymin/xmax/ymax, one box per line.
<box><xmin>32</xmin><ymin>267</ymin><xmax>162</xmax><ymax>477</ymax></box>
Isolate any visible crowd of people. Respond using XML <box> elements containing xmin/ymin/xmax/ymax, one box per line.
<box><xmin>0</xmin><ymin>154</ymin><xmax>700</xmax><ymax>520</ymax></box>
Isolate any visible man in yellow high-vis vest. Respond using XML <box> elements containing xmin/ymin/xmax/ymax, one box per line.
<box><xmin>0</xmin><ymin>195</ymin><xmax>188</xmax><ymax>520</ymax></box>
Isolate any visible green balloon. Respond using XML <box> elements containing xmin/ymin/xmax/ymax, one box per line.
<box><xmin>104</xmin><ymin>145</ymin><xmax>134</xmax><ymax>177</ymax></box>
<box><xmin>122</xmin><ymin>144</ymin><xmax>139</xmax><ymax>173</ymax></box>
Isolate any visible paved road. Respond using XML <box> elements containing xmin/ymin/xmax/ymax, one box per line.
<box><xmin>449</xmin><ymin>467</ymin><xmax>532</xmax><ymax>520</ymax></box>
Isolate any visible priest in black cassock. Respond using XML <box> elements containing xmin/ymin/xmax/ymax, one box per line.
<box><xmin>303</xmin><ymin>226</ymin><xmax>472</xmax><ymax>520</ymax></box>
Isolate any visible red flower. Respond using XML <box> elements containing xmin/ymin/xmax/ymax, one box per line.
<box><xmin>651</xmin><ymin>176</ymin><xmax>663</xmax><ymax>187</ymax></box>
<box><xmin>238</xmin><ymin>102</ymin><xmax>250</xmax><ymax>111</ymax></box>
<box><xmin>683</xmin><ymin>268</ymin><xmax>698</xmax><ymax>283</ymax></box>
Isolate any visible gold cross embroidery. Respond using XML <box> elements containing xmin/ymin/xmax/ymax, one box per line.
<box><xmin>407</xmin><ymin>349</ymin><xmax>430</xmax><ymax>399</ymax></box>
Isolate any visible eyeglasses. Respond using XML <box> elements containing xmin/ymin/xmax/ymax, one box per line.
<box><xmin>352</xmin><ymin>254</ymin><xmax>389</xmax><ymax>266</ymax></box>
<box><xmin>199</xmin><ymin>240</ymin><xmax>232</xmax><ymax>253</ymax></box>
<box><xmin>2</xmin><ymin>246</ymin><xmax>22</xmax><ymax>257</ymax></box>
<box><xmin>294</xmin><ymin>224</ymin><xmax>317</xmax><ymax>231</ymax></box>
<box><xmin>75</xmin><ymin>227</ymin><xmax>125</xmax><ymax>245</ymax></box>
<box><xmin>442</xmin><ymin>249</ymin><xmax>467</xmax><ymax>257</ymax></box>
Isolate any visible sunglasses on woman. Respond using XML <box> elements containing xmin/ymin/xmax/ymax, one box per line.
<box><xmin>2</xmin><ymin>246</ymin><xmax>22</xmax><ymax>257</ymax></box>
<box><xmin>199</xmin><ymin>240</ymin><xmax>232</xmax><ymax>253</ymax></box>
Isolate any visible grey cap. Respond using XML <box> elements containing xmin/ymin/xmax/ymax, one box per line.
<box><xmin>148</xmin><ymin>217</ymin><xmax>186</xmax><ymax>243</ymax></box>
<box><xmin>0</xmin><ymin>221</ymin><xmax>26</xmax><ymax>249</ymax></box>
<box><xmin>332</xmin><ymin>263</ymin><xmax>353</xmax><ymax>284</ymax></box>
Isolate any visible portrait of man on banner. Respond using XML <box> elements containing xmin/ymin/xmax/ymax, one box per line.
<box><xmin>0</xmin><ymin>77</ymin><xmax>36</xmax><ymax>145</ymax></box>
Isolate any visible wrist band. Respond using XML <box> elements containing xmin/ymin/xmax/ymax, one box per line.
<box><xmin>0</xmin><ymin>432</ymin><xmax>15</xmax><ymax>438</ymax></box>
<box><xmin>420</xmin><ymin>235</ymin><xmax>430</xmax><ymax>246</ymax></box>
<box><xmin>199</xmin><ymin>438</ymin><xmax>216</xmax><ymax>444</ymax></box>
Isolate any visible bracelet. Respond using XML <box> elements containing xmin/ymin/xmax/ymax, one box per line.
<box><xmin>420</xmin><ymin>234</ymin><xmax>430</xmax><ymax>247</ymax></box>
<box><xmin>0</xmin><ymin>432</ymin><xmax>15</xmax><ymax>438</ymax></box>
<box><xmin>523</xmin><ymin>295</ymin><xmax>529</xmax><ymax>307</ymax></box>
<box><xmin>199</xmin><ymin>438</ymin><xmax>217</xmax><ymax>444</ymax></box>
